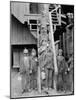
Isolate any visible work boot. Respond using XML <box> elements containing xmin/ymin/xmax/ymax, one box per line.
<box><xmin>22</xmin><ymin>89</ymin><xmax>25</xmax><ymax>94</ymax></box>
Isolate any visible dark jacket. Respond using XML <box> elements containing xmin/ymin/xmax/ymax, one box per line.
<box><xmin>57</xmin><ymin>56</ymin><xmax>68</xmax><ymax>74</ymax></box>
<box><xmin>30</xmin><ymin>56</ymin><xmax>38</xmax><ymax>72</ymax></box>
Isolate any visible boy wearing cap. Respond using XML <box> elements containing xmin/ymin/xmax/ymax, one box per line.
<box><xmin>57</xmin><ymin>49</ymin><xmax>68</xmax><ymax>91</ymax></box>
<box><xmin>45</xmin><ymin>47</ymin><xmax>54</xmax><ymax>90</ymax></box>
<box><xmin>38</xmin><ymin>40</ymin><xmax>54</xmax><ymax>90</ymax></box>
<box><xmin>30</xmin><ymin>48</ymin><xmax>38</xmax><ymax>90</ymax></box>
<box><xmin>20</xmin><ymin>48</ymin><xmax>30</xmax><ymax>93</ymax></box>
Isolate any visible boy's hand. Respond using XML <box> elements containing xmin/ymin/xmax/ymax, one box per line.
<box><xmin>65</xmin><ymin>71</ymin><xmax>67</xmax><ymax>74</ymax></box>
<box><xmin>29</xmin><ymin>70</ymin><xmax>32</xmax><ymax>74</ymax></box>
<box><xmin>68</xmin><ymin>68</ymin><xmax>70</xmax><ymax>71</ymax></box>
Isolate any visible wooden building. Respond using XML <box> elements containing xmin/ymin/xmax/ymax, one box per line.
<box><xmin>11</xmin><ymin>14</ymin><xmax>37</xmax><ymax>68</ymax></box>
<box><xmin>10</xmin><ymin>2</ymin><xmax>49</xmax><ymax>69</ymax></box>
<box><xmin>10</xmin><ymin>2</ymin><xmax>62</xmax><ymax>69</ymax></box>
<box><xmin>10</xmin><ymin>2</ymin><xmax>40</xmax><ymax>68</ymax></box>
<box><xmin>10</xmin><ymin>2</ymin><xmax>74</xmax><ymax>69</ymax></box>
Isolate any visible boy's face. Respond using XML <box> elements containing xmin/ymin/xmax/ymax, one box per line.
<box><xmin>24</xmin><ymin>53</ymin><xmax>28</xmax><ymax>56</ymax></box>
<box><xmin>59</xmin><ymin>52</ymin><xmax>62</xmax><ymax>56</ymax></box>
<box><xmin>31</xmin><ymin>52</ymin><xmax>36</xmax><ymax>56</ymax></box>
<box><xmin>42</xmin><ymin>40</ymin><xmax>47</xmax><ymax>46</ymax></box>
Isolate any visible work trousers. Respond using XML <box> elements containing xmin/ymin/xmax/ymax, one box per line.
<box><xmin>30</xmin><ymin>71</ymin><xmax>37</xmax><ymax>90</ymax></box>
<box><xmin>46</xmin><ymin>68</ymin><xmax>54</xmax><ymax>89</ymax></box>
<box><xmin>21</xmin><ymin>71</ymin><xmax>30</xmax><ymax>92</ymax></box>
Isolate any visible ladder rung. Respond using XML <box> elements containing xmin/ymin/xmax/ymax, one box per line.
<box><xmin>52</xmin><ymin>22</ymin><xmax>58</xmax><ymax>24</ymax></box>
<box><xmin>51</xmin><ymin>13</ymin><xmax>57</xmax><ymax>15</ymax></box>
<box><xmin>52</xmin><ymin>17</ymin><xmax>58</xmax><ymax>20</ymax></box>
<box><xmin>49</xmin><ymin>8</ymin><xmax>55</xmax><ymax>11</ymax></box>
<box><xmin>51</xmin><ymin>11</ymin><xmax>57</xmax><ymax>13</ymax></box>
<box><xmin>52</xmin><ymin>16</ymin><xmax>57</xmax><ymax>18</ymax></box>
<box><xmin>52</xmin><ymin>21</ymin><xmax>58</xmax><ymax>24</ymax></box>
<box><xmin>52</xmin><ymin>20</ymin><xmax>58</xmax><ymax>22</ymax></box>
<box><xmin>52</xmin><ymin>23</ymin><xmax>59</xmax><ymax>25</ymax></box>
<box><xmin>49</xmin><ymin>6</ymin><xmax>55</xmax><ymax>9</ymax></box>
<box><xmin>51</xmin><ymin>14</ymin><xmax>57</xmax><ymax>17</ymax></box>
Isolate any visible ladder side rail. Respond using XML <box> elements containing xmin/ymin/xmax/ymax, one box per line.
<box><xmin>37</xmin><ymin>25</ymin><xmax>41</xmax><ymax>93</ymax></box>
<box><xmin>49</xmin><ymin>12</ymin><xmax>58</xmax><ymax>90</ymax></box>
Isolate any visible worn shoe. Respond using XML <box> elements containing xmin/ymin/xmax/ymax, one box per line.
<box><xmin>22</xmin><ymin>90</ymin><xmax>25</xmax><ymax>94</ymax></box>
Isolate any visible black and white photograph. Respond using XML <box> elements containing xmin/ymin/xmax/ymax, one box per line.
<box><xmin>10</xmin><ymin>1</ymin><xmax>74</xmax><ymax>99</ymax></box>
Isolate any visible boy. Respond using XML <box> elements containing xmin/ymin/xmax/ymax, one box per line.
<box><xmin>30</xmin><ymin>48</ymin><xmax>38</xmax><ymax>91</ymax></box>
<box><xmin>57</xmin><ymin>49</ymin><xmax>68</xmax><ymax>92</ymax></box>
<box><xmin>20</xmin><ymin>48</ymin><xmax>30</xmax><ymax>94</ymax></box>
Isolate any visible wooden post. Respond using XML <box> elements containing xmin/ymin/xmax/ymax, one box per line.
<box><xmin>59</xmin><ymin>6</ymin><xmax>61</xmax><ymax>25</ymax></box>
<box><xmin>59</xmin><ymin>35</ymin><xmax>62</xmax><ymax>49</ymax></box>
<box><xmin>37</xmin><ymin>25</ymin><xmax>41</xmax><ymax>93</ymax></box>
<box><xmin>49</xmin><ymin>12</ymin><xmax>58</xmax><ymax>90</ymax></box>
<box><xmin>66</xmin><ymin>27</ymin><xmax>69</xmax><ymax>57</ymax></box>
<box><xmin>37</xmin><ymin>4</ymin><xmax>49</xmax><ymax>93</ymax></box>
<box><xmin>63</xmin><ymin>32</ymin><xmax>65</xmax><ymax>57</ymax></box>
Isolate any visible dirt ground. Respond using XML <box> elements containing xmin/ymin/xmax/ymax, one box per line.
<box><xmin>11</xmin><ymin>70</ymin><xmax>73</xmax><ymax>98</ymax></box>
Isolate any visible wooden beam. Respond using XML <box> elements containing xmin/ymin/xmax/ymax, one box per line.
<box><xmin>63</xmin><ymin>32</ymin><xmax>66</xmax><ymax>57</ymax></box>
<box><xmin>61</xmin><ymin>14</ymin><xmax>66</xmax><ymax>18</ymax></box>
<box><xmin>49</xmin><ymin>12</ymin><xmax>58</xmax><ymax>90</ymax></box>
<box><xmin>37</xmin><ymin>25</ymin><xmax>41</xmax><ymax>93</ymax></box>
<box><xmin>61</xmin><ymin>20</ymin><xmax>66</xmax><ymax>25</ymax></box>
<box><xmin>51</xmin><ymin>5</ymin><xmax>60</xmax><ymax>13</ymax></box>
<box><xmin>59</xmin><ymin>35</ymin><xmax>62</xmax><ymax>49</ymax></box>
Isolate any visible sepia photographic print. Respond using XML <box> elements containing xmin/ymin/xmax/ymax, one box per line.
<box><xmin>10</xmin><ymin>1</ymin><xmax>74</xmax><ymax>99</ymax></box>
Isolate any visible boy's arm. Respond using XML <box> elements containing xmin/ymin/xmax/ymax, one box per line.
<box><xmin>19</xmin><ymin>58</ymin><xmax>25</xmax><ymax>74</ymax></box>
<box><xmin>29</xmin><ymin>57</ymin><xmax>32</xmax><ymax>70</ymax></box>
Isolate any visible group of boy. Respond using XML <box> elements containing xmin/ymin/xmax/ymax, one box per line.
<box><xmin>19</xmin><ymin>47</ymin><xmax>73</xmax><ymax>94</ymax></box>
<box><xmin>20</xmin><ymin>48</ymin><xmax>38</xmax><ymax>94</ymax></box>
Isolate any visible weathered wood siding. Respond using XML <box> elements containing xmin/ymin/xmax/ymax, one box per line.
<box><xmin>11</xmin><ymin>2</ymin><xmax>29</xmax><ymax>23</ymax></box>
<box><xmin>10</xmin><ymin>15</ymin><xmax>37</xmax><ymax>45</ymax></box>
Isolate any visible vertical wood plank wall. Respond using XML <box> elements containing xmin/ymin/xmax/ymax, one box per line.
<box><xmin>10</xmin><ymin>15</ymin><xmax>37</xmax><ymax>45</ymax></box>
